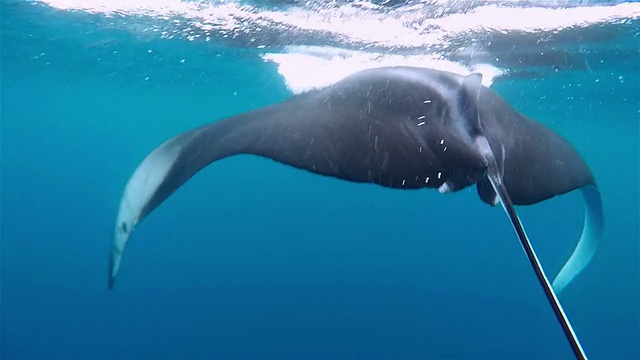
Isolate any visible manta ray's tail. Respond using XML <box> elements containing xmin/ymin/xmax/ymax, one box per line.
<box><xmin>552</xmin><ymin>185</ymin><xmax>604</xmax><ymax>293</ymax></box>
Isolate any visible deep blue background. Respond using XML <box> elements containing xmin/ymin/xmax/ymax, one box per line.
<box><xmin>2</xmin><ymin>2</ymin><xmax>639</xmax><ymax>359</ymax></box>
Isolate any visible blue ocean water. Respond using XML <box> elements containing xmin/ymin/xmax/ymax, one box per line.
<box><xmin>2</xmin><ymin>0</ymin><xmax>639</xmax><ymax>359</ymax></box>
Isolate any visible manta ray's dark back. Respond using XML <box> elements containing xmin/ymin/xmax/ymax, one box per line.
<box><xmin>154</xmin><ymin>67</ymin><xmax>594</xmax><ymax>204</ymax></box>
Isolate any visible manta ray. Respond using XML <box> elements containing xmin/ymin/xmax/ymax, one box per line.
<box><xmin>109</xmin><ymin>66</ymin><xmax>603</xmax><ymax>359</ymax></box>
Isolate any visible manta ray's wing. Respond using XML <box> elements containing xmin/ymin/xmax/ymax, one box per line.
<box><xmin>493</xmin><ymin>113</ymin><xmax>605</xmax><ymax>295</ymax></box>
<box><xmin>468</xmin><ymin>119</ymin><xmax>590</xmax><ymax>357</ymax></box>
<box><xmin>108</xmin><ymin>79</ymin><xmax>487</xmax><ymax>288</ymax></box>
<box><xmin>460</xmin><ymin>74</ymin><xmax>604</xmax><ymax>295</ymax></box>
<box><xmin>458</xmin><ymin>73</ymin><xmax>601</xmax><ymax>359</ymax></box>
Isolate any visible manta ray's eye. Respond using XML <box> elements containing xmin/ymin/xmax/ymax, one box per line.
<box><xmin>121</xmin><ymin>222</ymin><xmax>128</xmax><ymax>233</ymax></box>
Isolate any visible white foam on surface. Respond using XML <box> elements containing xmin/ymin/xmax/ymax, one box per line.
<box><xmin>35</xmin><ymin>0</ymin><xmax>638</xmax><ymax>92</ymax></box>
<box><xmin>37</xmin><ymin>0</ymin><xmax>640</xmax><ymax>47</ymax></box>
<box><xmin>262</xmin><ymin>46</ymin><xmax>502</xmax><ymax>93</ymax></box>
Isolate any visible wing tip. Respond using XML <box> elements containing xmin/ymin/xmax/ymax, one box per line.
<box><xmin>552</xmin><ymin>185</ymin><xmax>604</xmax><ymax>294</ymax></box>
<box><xmin>108</xmin><ymin>251</ymin><xmax>118</xmax><ymax>290</ymax></box>
<box><xmin>108</xmin><ymin>275</ymin><xmax>116</xmax><ymax>290</ymax></box>
<box><xmin>108</xmin><ymin>239</ymin><xmax>125</xmax><ymax>290</ymax></box>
